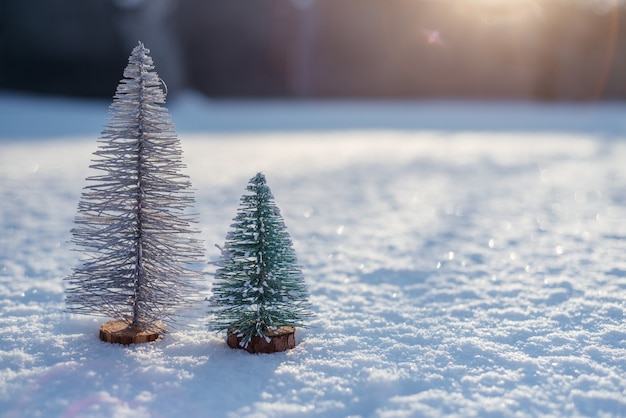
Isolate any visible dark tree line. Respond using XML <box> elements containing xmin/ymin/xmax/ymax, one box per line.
<box><xmin>1</xmin><ymin>0</ymin><xmax>625</xmax><ymax>100</ymax></box>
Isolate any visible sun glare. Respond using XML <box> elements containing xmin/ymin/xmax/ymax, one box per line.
<box><xmin>459</xmin><ymin>0</ymin><xmax>543</xmax><ymax>26</ymax></box>
<box><xmin>424</xmin><ymin>29</ymin><xmax>444</xmax><ymax>45</ymax></box>
<box><xmin>468</xmin><ymin>0</ymin><xmax>623</xmax><ymax>14</ymax></box>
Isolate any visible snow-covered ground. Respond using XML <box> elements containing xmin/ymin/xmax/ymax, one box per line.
<box><xmin>1</xmin><ymin>92</ymin><xmax>626</xmax><ymax>417</ymax></box>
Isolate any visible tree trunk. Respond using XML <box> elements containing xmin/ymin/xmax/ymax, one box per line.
<box><xmin>227</xmin><ymin>326</ymin><xmax>296</xmax><ymax>353</ymax></box>
<box><xmin>99</xmin><ymin>319</ymin><xmax>161</xmax><ymax>345</ymax></box>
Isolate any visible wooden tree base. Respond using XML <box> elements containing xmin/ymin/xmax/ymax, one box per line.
<box><xmin>227</xmin><ymin>326</ymin><xmax>296</xmax><ymax>354</ymax></box>
<box><xmin>99</xmin><ymin>319</ymin><xmax>161</xmax><ymax>345</ymax></box>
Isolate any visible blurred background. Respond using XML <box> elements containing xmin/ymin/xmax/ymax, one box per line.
<box><xmin>1</xmin><ymin>0</ymin><xmax>625</xmax><ymax>101</ymax></box>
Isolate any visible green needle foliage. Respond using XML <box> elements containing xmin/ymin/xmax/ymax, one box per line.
<box><xmin>65</xmin><ymin>42</ymin><xmax>205</xmax><ymax>332</ymax></box>
<box><xmin>210</xmin><ymin>173</ymin><xmax>312</xmax><ymax>347</ymax></box>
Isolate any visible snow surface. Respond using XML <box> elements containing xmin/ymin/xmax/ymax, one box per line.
<box><xmin>2</xmin><ymin>92</ymin><xmax>626</xmax><ymax>417</ymax></box>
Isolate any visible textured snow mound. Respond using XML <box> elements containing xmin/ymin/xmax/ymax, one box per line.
<box><xmin>1</xmin><ymin>96</ymin><xmax>626</xmax><ymax>417</ymax></box>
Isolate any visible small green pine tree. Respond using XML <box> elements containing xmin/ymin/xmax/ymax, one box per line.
<box><xmin>210</xmin><ymin>173</ymin><xmax>312</xmax><ymax>347</ymax></box>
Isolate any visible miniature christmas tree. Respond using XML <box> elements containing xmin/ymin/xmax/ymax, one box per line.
<box><xmin>65</xmin><ymin>42</ymin><xmax>205</xmax><ymax>344</ymax></box>
<box><xmin>210</xmin><ymin>173</ymin><xmax>312</xmax><ymax>353</ymax></box>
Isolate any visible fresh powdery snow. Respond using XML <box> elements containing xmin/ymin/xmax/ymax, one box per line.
<box><xmin>1</xmin><ymin>92</ymin><xmax>626</xmax><ymax>417</ymax></box>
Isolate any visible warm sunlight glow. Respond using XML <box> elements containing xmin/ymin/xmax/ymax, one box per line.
<box><xmin>461</xmin><ymin>0</ymin><xmax>543</xmax><ymax>25</ymax></box>
<box><xmin>467</xmin><ymin>0</ymin><xmax>623</xmax><ymax>17</ymax></box>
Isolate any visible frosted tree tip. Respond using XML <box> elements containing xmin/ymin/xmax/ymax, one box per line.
<box><xmin>253</xmin><ymin>172</ymin><xmax>266</xmax><ymax>184</ymax></box>
<box><xmin>131</xmin><ymin>41</ymin><xmax>150</xmax><ymax>59</ymax></box>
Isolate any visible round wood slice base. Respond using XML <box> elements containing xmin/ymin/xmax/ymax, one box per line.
<box><xmin>227</xmin><ymin>326</ymin><xmax>296</xmax><ymax>354</ymax></box>
<box><xmin>99</xmin><ymin>320</ymin><xmax>161</xmax><ymax>345</ymax></box>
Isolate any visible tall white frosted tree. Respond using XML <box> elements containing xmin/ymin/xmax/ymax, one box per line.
<box><xmin>65</xmin><ymin>42</ymin><xmax>204</xmax><ymax>337</ymax></box>
<box><xmin>210</xmin><ymin>173</ymin><xmax>312</xmax><ymax>350</ymax></box>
